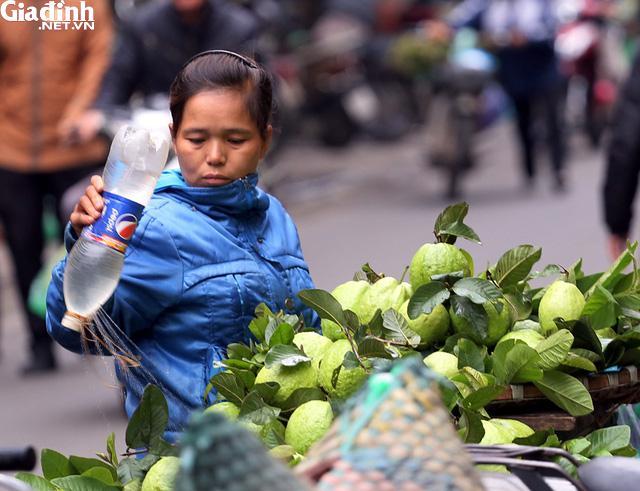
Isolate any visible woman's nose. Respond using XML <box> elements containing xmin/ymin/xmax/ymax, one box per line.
<box><xmin>206</xmin><ymin>141</ymin><xmax>226</xmax><ymax>166</ymax></box>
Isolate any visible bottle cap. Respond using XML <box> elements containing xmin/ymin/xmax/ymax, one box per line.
<box><xmin>61</xmin><ymin>311</ymin><xmax>88</xmax><ymax>332</ymax></box>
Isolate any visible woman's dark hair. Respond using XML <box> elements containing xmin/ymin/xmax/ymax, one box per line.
<box><xmin>169</xmin><ymin>50</ymin><xmax>273</xmax><ymax>139</ymax></box>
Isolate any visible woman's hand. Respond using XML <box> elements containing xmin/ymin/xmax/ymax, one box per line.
<box><xmin>70</xmin><ymin>175</ymin><xmax>105</xmax><ymax>236</ymax></box>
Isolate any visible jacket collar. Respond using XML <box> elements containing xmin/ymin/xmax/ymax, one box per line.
<box><xmin>155</xmin><ymin>169</ymin><xmax>270</xmax><ymax>216</ymax></box>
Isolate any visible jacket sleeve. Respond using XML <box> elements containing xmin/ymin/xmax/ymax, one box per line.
<box><xmin>46</xmin><ymin>215</ymin><xmax>184</xmax><ymax>354</ymax></box>
<box><xmin>60</xmin><ymin>0</ymin><xmax>114</xmax><ymax>120</ymax></box>
<box><xmin>603</xmin><ymin>54</ymin><xmax>640</xmax><ymax>236</ymax></box>
<box><xmin>93</xmin><ymin>20</ymin><xmax>143</xmax><ymax>109</ymax></box>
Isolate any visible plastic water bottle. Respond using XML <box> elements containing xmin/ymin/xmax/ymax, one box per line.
<box><xmin>61</xmin><ymin>125</ymin><xmax>171</xmax><ymax>331</ymax></box>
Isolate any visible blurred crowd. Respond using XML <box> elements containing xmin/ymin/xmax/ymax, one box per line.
<box><xmin>1</xmin><ymin>0</ymin><xmax>640</xmax><ymax>374</ymax></box>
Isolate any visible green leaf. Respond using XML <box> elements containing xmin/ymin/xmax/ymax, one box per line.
<box><xmin>534</xmin><ymin>329</ymin><xmax>574</xmax><ymax>370</ymax></box>
<box><xmin>512</xmin><ymin>319</ymin><xmax>542</xmax><ymax>332</ymax></box>
<box><xmin>586</xmin><ymin>242</ymin><xmax>638</xmax><ymax>298</ymax></box>
<box><xmin>576</xmin><ymin>272</ymin><xmax>603</xmax><ymax>294</ymax></box>
<box><xmin>343</xmin><ymin>309</ymin><xmax>361</xmax><ymax>333</ymax></box>
<box><xmin>612</xmin><ymin>445</ymin><xmax>638</xmax><ymax>457</ymax></box>
<box><xmin>616</xmin><ymin>294</ymin><xmax>640</xmax><ymax>320</ymax></box>
<box><xmin>209</xmin><ymin>372</ymin><xmax>245</xmax><ymax>406</ymax></box>
<box><xmin>450</xmin><ymin>296</ymin><xmax>488</xmax><ymax>342</ymax></box>
<box><xmin>225</xmin><ymin>367</ymin><xmax>256</xmax><ymax>391</ymax></box>
<box><xmin>267</xmin><ymin>323</ymin><xmax>295</xmax><ymax>348</ymax></box>
<box><xmin>248</xmin><ymin>316</ymin><xmax>269</xmax><ymax>343</ymax></box>
<box><xmin>570</xmin><ymin>321</ymin><xmax>603</xmax><ymax>357</ymax></box>
<box><xmin>586</xmin><ymin>425</ymin><xmax>631</xmax><ymax>455</ymax></box>
<box><xmin>41</xmin><ymin>449</ymin><xmax>73</xmax><ymax>480</ymax></box>
<box><xmin>125</xmin><ymin>385</ymin><xmax>170</xmax><ymax>452</ymax></box>
<box><xmin>251</xmin><ymin>382</ymin><xmax>280</xmax><ymax>403</ymax></box>
<box><xmin>357</xmin><ymin>337</ymin><xmax>392</xmax><ymax>359</ymax></box>
<box><xmin>459</xmin><ymin>409</ymin><xmax>485</xmax><ymax>443</ymax></box>
<box><xmin>50</xmin><ymin>476</ymin><xmax>121</xmax><ymax>491</ymax></box>
<box><xmin>342</xmin><ymin>351</ymin><xmax>361</xmax><ymax>369</ymax></box>
<box><xmin>563</xmin><ymin>437</ymin><xmax>591</xmax><ymax>456</ymax></box>
<box><xmin>255</xmin><ymin>303</ymin><xmax>276</xmax><ymax>318</ymax></box>
<box><xmin>604</xmin><ymin>339</ymin><xmax>626</xmax><ymax>367</ymax></box>
<box><xmin>69</xmin><ymin>456</ymin><xmax>116</xmax><ymax>481</ymax></box>
<box><xmin>15</xmin><ymin>473</ymin><xmax>57</xmax><ymax>491</ymax></box>
<box><xmin>568</xmin><ymin>258</ymin><xmax>585</xmax><ymax>282</ymax></box>
<box><xmin>226</xmin><ymin>343</ymin><xmax>254</xmax><ymax>361</ymax></box>
<box><xmin>459</xmin><ymin>367</ymin><xmax>495</xmax><ymax>390</ymax></box>
<box><xmin>571</xmin><ymin>348</ymin><xmax>601</xmax><ymax>362</ymax></box>
<box><xmin>381</xmin><ymin>309</ymin><xmax>421</xmax><ymax>347</ymax></box>
<box><xmin>81</xmin><ymin>467</ymin><xmax>118</xmax><ymax>486</ymax></box>
<box><xmin>530</xmin><ymin>264</ymin><xmax>564</xmax><ymax>279</ymax></box>
<box><xmin>298</xmin><ymin>289</ymin><xmax>347</xmax><ymax>328</ymax></box>
<box><xmin>455</xmin><ymin>338</ymin><xmax>486</xmax><ymax>372</ymax></box>
<box><xmin>220</xmin><ymin>358</ymin><xmax>254</xmax><ymax>370</ymax></box>
<box><xmin>260</xmin><ymin>419</ymin><xmax>286</xmax><ymax>449</ymax></box>
<box><xmin>439</xmin><ymin>221</ymin><xmax>482</xmax><ymax>244</ymax></box>
<box><xmin>620</xmin><ymin>347</ymin><xmax>640</xmax><ymax>365</ymax></box>
<box><xmin>239</xmin><ymin>391</ymin><xmax>280</xmax><ymax>426</ymax></box>
<box><xmin>407</xmin><ymin>281</ymin><xmax>450</xmax><ymax>318</ymax></box>
<box><xmin>367</xmin><ymin>309</ymin><xmax>384</xmax><ymax>337</ymax></box>
<box><xmin>482</xmin><ymin>419</ymin><xmax>535</xmax><ymax>444</ymax></box>
<box><xmin>533</xmin><ymin>371</ymin><xmax>594</xmax><ymax>416</ymax></box>
<box><xmin>582</xmin><ymin>285</ymin><xmax>618</xmax><ymax>330</ymax></box>
<box><xmin>264</xmin><ymin>344</ymin><xmax>311</xmax><ymax>368</ymax></box>
<box><xmin>560</xmin><ymin>352</ymin><xmax>597</xmax><ymax>372</ymax></box>
<box><xmin>452</xmin><ymin>277</ymin><xmax>502</xmax><ymax>304</ymax></box>
<box><xmin>462</xmin><ymin>385</ymin><xmax>506</xmax><ymax>410</ymax></box>
<box><xmin>503</xmin><ymin>287</ymin><xmax>533</xmax><ymax>321</ymax></box>
<box><xmin>106</xmin><ymin>433</ymin><xmax>118</xmax><ymax>468</ymax></box>
<box><xmin>494</xmin><ymin>245</ymin><xmax>542</xmax><ymax>288</ymax></box>
<box><xmin>117</xmin><ymin>455</ymin><xmax>159</xmax><ymax>485</ymax></box>
<box><xmin>280</xmin><ymin>387</ymin><xmax>326</xmax><ymax>411</ymax></box>
<box><xmin>492</xmin><ymin>341</ymin><xmax>543</xmax><ymax>384</ymax></box>
<box><xmin>434</xmin><ymin>202</ymin><xmax>472</xmax><ymax>244</ymax></box>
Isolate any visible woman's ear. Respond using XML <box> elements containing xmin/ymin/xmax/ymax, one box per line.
<box><xmin>260</xmin><ymin>125</ymin><xmax>273</xmax><ymax>160</ymax></box>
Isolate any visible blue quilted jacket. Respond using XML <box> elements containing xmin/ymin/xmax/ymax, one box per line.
<box><xmin>46</xmin><ymin>170</ymin><xmax>319</xmax><ymax>441</ymax></box>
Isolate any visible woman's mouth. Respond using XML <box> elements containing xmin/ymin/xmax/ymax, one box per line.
<box><xmin>202</xmin><ymin>174</ymin><xmax>231</xmax><ymax>184</ymax></box>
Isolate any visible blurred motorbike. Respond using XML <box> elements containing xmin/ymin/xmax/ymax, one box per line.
<box><xmin>425</xmin><ymin>28</ymin><xmax>500</xmax><ymax>199</ymax></box>
<box><xmin>270</xmin><ymin>11</ymin><xmax>417</xmax><ymax>148</ymax></box>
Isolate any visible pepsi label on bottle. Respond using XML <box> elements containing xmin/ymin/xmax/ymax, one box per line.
<box><xmin>82</xmin><ymin>191</ymin><xmax>144</xmax><ymax>254</ymax></box>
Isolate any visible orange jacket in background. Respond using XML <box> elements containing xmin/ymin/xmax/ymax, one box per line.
<box><xmin>0</xmin><ymin>0</ymin><xmax>113</xmax><ymax>172</ymax></box>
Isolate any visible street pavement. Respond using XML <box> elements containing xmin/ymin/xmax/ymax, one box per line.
<box><xmin>0</xmin><ymin>118</ymin><xmax>618</xmax><ymax>470</ymax></box>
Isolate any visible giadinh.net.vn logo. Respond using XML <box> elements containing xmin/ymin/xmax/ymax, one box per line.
<box><xmin>0</xmin><ymin>0</ymin><xmax>95</xmax><ymax>30</ymax></box>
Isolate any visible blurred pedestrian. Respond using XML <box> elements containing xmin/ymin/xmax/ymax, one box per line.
<box><xmin>448</xmin><ymin>0</ymin><xmax>567</xmax><ymax>191</ymax></box>
<box><xmin>0</xmin><ymin>0</ymin><xmax>114</xmax><ymax>374</ymax></box>
<box><xmin>70</xmin><ymin>0</ymin><xmax>260</xmax><ymax>143</ymax></box>
<box><xmin>602</xmin><ymin>53</ymin><xmax>640</xmax><ymax>261</ymax></box>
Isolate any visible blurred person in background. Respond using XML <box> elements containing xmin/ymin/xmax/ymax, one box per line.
<box><xmin>602</xmin><ymin>52</ymin><xmax>640</xmax><ymax>261</ymax></box>
<box><xmin>0</xmin><ymin>0</ymin><xmax>113</xmax><ymax>374</ymax></box>
<box><xmin>447</xmin><ymin>0</ymin><xmax>567</xmax><ymax>192</ymax></box>
<box><xmin>69</xmin><ymin>0</ymin><xmax>260</xmax><ymax>143</ymax></box>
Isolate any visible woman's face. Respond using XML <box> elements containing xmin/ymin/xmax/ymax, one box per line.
<box><xmin>172</xmin><ymin>89</ymin><xmax>271</xmax><ymax>187</ymax></box>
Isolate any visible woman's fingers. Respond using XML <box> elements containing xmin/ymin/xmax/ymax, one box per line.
<box><xmin>69</xmin><ymin>175</ymin><xmax>105</xmax><ymax>235</ymax></box>
<box><xmin>79</xmin><ymin>194</ymin><xmax>101</xmax><ymax>219</ymax></box>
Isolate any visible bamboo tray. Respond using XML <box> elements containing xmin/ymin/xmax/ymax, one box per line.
<box><xmin>486</xmin><ymin>366</ymin><xmax>640</xmax><ymax>434</ymax></box>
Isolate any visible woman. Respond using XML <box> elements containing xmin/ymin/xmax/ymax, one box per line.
<box><xmin>46</xmin><ymin>51</ymin><xmax>319</xmax><ymax>441</ymax></box>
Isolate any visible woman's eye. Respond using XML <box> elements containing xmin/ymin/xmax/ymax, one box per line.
<box><xmin>187</xmin><ymin>138</ymin><xmax>205</xmax><ymax>145</ymax></box>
